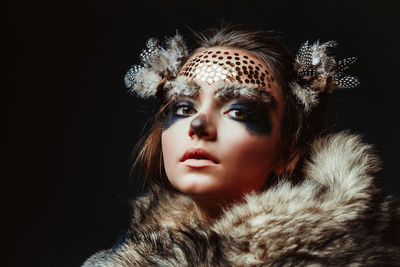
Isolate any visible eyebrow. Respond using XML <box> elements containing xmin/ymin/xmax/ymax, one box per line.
<box><xmin>165</xmin><ymin>76</ymin><xmax>200</xmax><ymax>99</ymax></box>
<box><xmin>214</xmin><ymin>83</ymin><xmax>277</xmax><ymax>109</ymax></box>
<box><xmin>165</xmin><ymin>77</ymin><xmax>277</xmax><ymax>109</ymax></box>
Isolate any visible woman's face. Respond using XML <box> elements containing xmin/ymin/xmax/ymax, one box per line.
<box><xmin>161</xmin><ymin>47</ymin><xmax>284</xmax><ymax>200</ymax></box>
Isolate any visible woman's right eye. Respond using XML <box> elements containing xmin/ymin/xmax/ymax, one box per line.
<box><xmin>174</xmin><ymin>106</ymin><xmax>196</xmax><ymax>116</ymax></box>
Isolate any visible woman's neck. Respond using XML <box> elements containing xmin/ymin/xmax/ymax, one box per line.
<box><xmin>192</xmin><ymin>198</ymin><xmax>221</xmax><ymax>223</ymax></box>
<box><xmin>190</xmin><ymin>195</ymin><xmax>242</xmax><ymax>223</ymax></box>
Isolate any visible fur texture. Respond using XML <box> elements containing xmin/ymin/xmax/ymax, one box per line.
<box><xmin>165</xmin><ymin>78</ymin><xmax>276</xmax><ymax>108</ymax></box>
<box><xmin>290</xmin><ymin>81</ymin><xmax>319</xmax><ymax>112</ymax></box>
<box><xmin>83</xmin><ymin>133</ymin><xmax>399</xmax><ymax>266</ymax></box>
<box><xmin>165</xmin><ymin>76</ymin><xmax>200</xmax><ymax>99</ymax></box>
<box><xmin>214</xmin><ymin>83</ymin><xmax>276</xmax><ymax>108</ymax></box>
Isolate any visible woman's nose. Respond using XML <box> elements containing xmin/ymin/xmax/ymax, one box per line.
<box><xmin>189</xmin><ymin>113</ymin><xmax>217</xmax><ymax>140</ymax></box>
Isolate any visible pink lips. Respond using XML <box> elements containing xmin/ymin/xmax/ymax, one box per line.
<box><xmin>180</xmin><ymin>148</ymin><xmax>219</xmax><ymax>166</ymax></box>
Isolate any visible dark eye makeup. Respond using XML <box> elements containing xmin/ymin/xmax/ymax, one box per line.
<box><xmin>164</xmin><ymin>99</ymin><xmax>197</xmax><ymax>129</ymax></box>
<box><xmin>225</xmin><ymin>100</ymin><xmax>273</xmax><ymax>135</ymax></box>
<box><xmin>163</xmin><ymin>98</ymin><xmax>273</xmax><ymax>135</ymax></box>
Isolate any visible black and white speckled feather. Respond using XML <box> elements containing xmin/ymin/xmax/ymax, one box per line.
<box><xmin>124</xmin><ymin>34</ymin><xmax>188</xmax><ymax>98</ymax></box>
<box><xmin>292</xmin><ymin>40</ymin><xmax>360</xmax><ymax>112</ymax></box>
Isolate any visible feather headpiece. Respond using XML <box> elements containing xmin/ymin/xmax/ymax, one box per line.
<box><xmin>291</xmin><ymin>40</ymin><xmax>360</xmax><ymax>112</ymax></box>
<box><xmin>125</xmin><ymin>35</ymin><xmax>360</xmax><ymax>113</ymax></box>
<box><xmin>124</xmin><ymin>34</ymin><xmax>188</xmax><ymax>98</ymax></box>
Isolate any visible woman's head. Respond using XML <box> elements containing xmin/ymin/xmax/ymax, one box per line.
<box><xmin>131</xmin><ymin>26</ymin><xmax>312</xmax><ymax>195</ymax></box>
<box><xmin>161</xmin><ymin>46</ymin><xmax>285</xmax><ymax>200</ymax></box>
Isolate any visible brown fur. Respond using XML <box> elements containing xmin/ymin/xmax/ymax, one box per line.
<box><xmin>83</xmin><ymin>132</ymin><xmax>400</xmax><ymax>266</ymax></box>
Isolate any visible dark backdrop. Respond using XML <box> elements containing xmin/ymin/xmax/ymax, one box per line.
<box><xmin>5</xmin><ymin>1</ymin><xmax>400</xmax><ymax>266</ymax></box>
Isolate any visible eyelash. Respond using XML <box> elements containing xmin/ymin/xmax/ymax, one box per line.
<box><xmin>172</xmin><ymin>101</ymin><xmax>254</xmax><ymax>121</ymax></box>
<box><xmin>174</xmin><ymin>105</ymin><xmax>197</xmax><ymax>116</ymax></box>
<box><xmin>224</xmin><ymin>102</ymin><xmax>258</xmax><ymax>121</ymax></box>
<box><xmin>224</xmin><ymin>109</ymin><xmax>251</xmax><ymax>120</ymax></box>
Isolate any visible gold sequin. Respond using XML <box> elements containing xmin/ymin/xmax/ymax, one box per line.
<box><xmin>178</xmin><ymin>48</ymin><xmax>276</xmax><ymax>87</ymax></box>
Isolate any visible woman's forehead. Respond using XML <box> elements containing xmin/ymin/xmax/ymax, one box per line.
<box><xmin>169</xmin><ymin>47</ymin><xmax>281</xmax><ymax>108</ymax></box>
<box><xmin>178</xmin><ymin>47</ymin><xmax>276</xmax><ymax>90</ymax></box>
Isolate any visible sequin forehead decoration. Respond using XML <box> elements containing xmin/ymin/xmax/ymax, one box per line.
<box><xmin>178</xmin><ymin>47</ymin><xmax>276</xmax><ymax>89</ymax></box>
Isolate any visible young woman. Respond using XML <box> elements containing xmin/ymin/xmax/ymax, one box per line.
<box><xmin>83</xmin><ymin>26</ymin><xmax>399</xmax><ymax>266</ymax></box>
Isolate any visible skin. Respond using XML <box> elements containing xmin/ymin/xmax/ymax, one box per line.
<box><xmin>161</xmin><ymin>47</ymin><xmax>285</xmax><ymax>222</ymax></box>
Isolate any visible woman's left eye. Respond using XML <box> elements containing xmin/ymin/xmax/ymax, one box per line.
<box><xmin>225</xmin><ymin>109</ymin><xmax>249</xmax><ymax>120</ymax></box>
<box><xmin>175</xmin><ymin>106</ymin><xmax>196</xmax><ymax>116</ymax></box>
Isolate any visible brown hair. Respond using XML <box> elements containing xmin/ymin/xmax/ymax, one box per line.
<box><xmin>129</xmin><ymin>25</ymin><xmax>325</xmax><ymax>194</ymax></box>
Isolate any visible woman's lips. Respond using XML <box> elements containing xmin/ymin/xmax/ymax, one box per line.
<box><xmin>180</xmin><ymin>148</ymin><xmax>219</xmax><ymax>167</ymax></box>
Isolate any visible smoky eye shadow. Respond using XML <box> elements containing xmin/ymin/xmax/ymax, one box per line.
<box><xmin>227</xmin><ymin>101</ymin><xmax>273</xmax><ymax>136</ymax></box>
<box><xmin>163</xmin><ymin>99</ymin><xmax>195</xmax><ymax>130</ymax></box>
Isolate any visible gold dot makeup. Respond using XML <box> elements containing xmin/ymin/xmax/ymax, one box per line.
<box><xmin>178</xmin><ymin>47</ymin><xmax>276</xmax><ymax>89</ymax></box>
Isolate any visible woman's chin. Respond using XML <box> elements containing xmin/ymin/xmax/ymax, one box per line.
<box><xmin>171</xmin><ymin>174</ymin><xmax>224</xmax><ymax>196</ymax></box>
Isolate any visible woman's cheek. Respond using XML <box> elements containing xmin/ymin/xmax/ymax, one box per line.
<box><xmin>241</xmin><ymin>117</ymin><xmax>273</xmax><ymax>136</ymax></box>
<box><xmin>221</xmin><ymin>125</ymin><xmax>277</xmax><ymax>171</ymax></box>
<box><xmin>162</xmin><ymin>128</ymin><xmax>180</xmax><ymax>172</ymax></box>
<box><xmin>162</xmin><ymin>120</ymin><xmax>190</xmax><ymax>169</ymax></box>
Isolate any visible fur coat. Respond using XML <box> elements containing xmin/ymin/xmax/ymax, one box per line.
<box><xmin>83</xmin><ymin>132</ymin><xmax>400</xmax><ymax>266</ymax></box>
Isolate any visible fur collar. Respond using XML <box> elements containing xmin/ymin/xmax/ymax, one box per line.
<box><xmin>83</xmin><ymin>132</ymin><xmax>399</xmax><ymax>266</ymax></box>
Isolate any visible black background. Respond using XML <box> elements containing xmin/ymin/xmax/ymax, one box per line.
<box><xmin>5</xmin><ymin>1</ymin><xmax>400</xmax><ymax>266</ymax></box>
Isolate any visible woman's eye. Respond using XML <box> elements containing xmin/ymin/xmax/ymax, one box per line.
<box><xmin>226</xmin><ymin>109</ymin><xmax>249</xmax><ymax>120</ymax></box>
<box><xmin>175</xmin><ymin>106</ymin><xmax>196</xmax><ymax>116</ymax></box>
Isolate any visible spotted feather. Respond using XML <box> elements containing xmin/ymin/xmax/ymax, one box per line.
<box><xmin>298</xmin><ymin>41</ymin><xmax>312</xmax><ymax>68</ymax></box>
<box><xmin>298</xmin><ymin>68</ymin><xmax>316</xmax><ymax>78</ymax></box>
<box><xmin>124</xmin><ymin>65</ymin><xmax>142</xmax><ymax>90</ymax></box>
<box><xmin>139</xmin><ymin>38</ymin><xmax>161</xmax><ymax>66</ymax></box>
<box><xmin>334</xmin><ymin>57</ymin><xmax>358</xmax><ymax>72</ymax></box>
<box><xmin>324</xmin><ymin>40</ymin><xmax>338</xmax><ymax>48</ymax></box>
<box><xmin>337</xmin><ymin>75</ymin><xmax>360</xmax><ymax>88</ymax></box>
